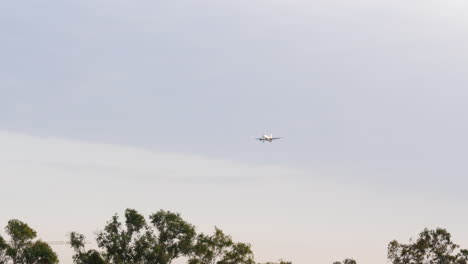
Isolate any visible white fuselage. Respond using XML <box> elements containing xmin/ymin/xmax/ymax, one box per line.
<box><xmin>259</xmin><ymin>134</ymin><xmax>273</xmax><ymax>142</ymax></box>
<box><xmin>256</xmin><ymin>134</ymin><xmax>282</xmax><ymax>143</ymax></box>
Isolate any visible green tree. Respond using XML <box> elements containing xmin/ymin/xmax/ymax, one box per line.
<box><xmin>388</xmin><ymin>228</ymin><xmax>468</xmax><ymax>264</ymax></box>
<box><xmin>189</xmin><ymin>227</ymin><xmax>254</xmax><ymax>264</ymax></box>
<box><xmin>218</xmin><ymin>242</ymin><xmax>255</xmax><ymax>264</ymax></box>
<box><xmin>149</xmin><ymin>210</ymin><xmax>196</xmax><ymax>264</ymax></box>
<box><xmin>2</xmin><ymin>220</ymin><xmax>58</xmax><ymax>264</ymax></box>
<box><xmin>23</xmin><ymin>241</ymin><xmax>59</xmax><ymax>264</ymax></box>
<box><xmin>0</xmin><ymin>235</ymin><xmax>8</xmax><ymax>264</ymax></box>
<box><xmin>456</xmin><ymin>250</ymin><xmax>468</xmax><ymax>264</ymax></box>
<box><xmin>70</xmin><ymin>232</ymin><xmax>106</xmax><ymax>264</ymax></box>
<box><xmin>259</xmin><ymin>261</ymin><xmax>292</xmax><ymax>264</ymax></box>
<box><xmin>188</xmin><ymin>227</ymin><xmax>232</xmax><ymax>264</ymax></box>
<box><xmin>333</xmin><ymin>259</ymin><xmax>356</xmax><ymax>264</ymax></box>
<box><xmin>95</xmin><ymin>209</ymin><xmax>149</xmax><ymax>264</ymax></box>
<box><xmin>71</xmin><ymin>209</ymin><xmax>196</xmax><ymax>264</ymax></box>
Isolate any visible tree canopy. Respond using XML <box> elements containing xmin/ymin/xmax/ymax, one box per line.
<box><xmin>188</xmin><ymin>227</ymin><xmax>255</xmax><ymax>264</ymax></box>
<box><xmin>333</xmin><ymin>259</ymin><xmax>357</xmax><ymax>264</ymax></box>
<box><xmin>388</xmin><ymin>228</ymin><xmax>468</xmax><ymax>264</ymax></box>
<box><xmin>258</xmin><ymin>260</ymin><xmax>292</xmax><ymax>264</ymax></box>
<box><xmin>8</xmin><ymin>208</ymin><xmax>468</xmax><ymax>264</ymax></box>
<box><xmin>70</xmin><ymin>232</ymin><xmax>105</xmax><ymax>264</ymax></box>
<box><xmin>0</xmin><ymin>220</ymin><xmax>58</xmax><ymax>264</ymax></box>
<box><xmin>71</xmin><ymin>209</ymin><xmax>196</xmax><ymax>264</ymax></box>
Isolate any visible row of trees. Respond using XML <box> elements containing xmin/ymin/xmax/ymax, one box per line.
<box><xmin>70</xmin><ymin>209</ymin><xmax>260</xmax><ymax>264</ymax></box>
<box><xmin>1</xmin><ymin>208</ymin><xmax>468</xmax><ymax>264</ymax></box>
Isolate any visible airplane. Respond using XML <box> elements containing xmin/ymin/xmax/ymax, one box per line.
<box><xmin>256</xmin><ymin>134</ymin><xmax>283</xmax><ymax>143</ymax></box>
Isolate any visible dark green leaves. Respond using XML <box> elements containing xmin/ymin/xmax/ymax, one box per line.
<box><xmin>1</xmin><ymin>220</ymin><xmax>58</xmax><ymax>264</ymax></box>
<box><xmin>189</xmin><ymin>227</ymin><xmax>233</xmax><ymax>264</ymax></box>
<box><xmin>332</xmin><ymin>259</ymin><xmax>356</xmax><ymax>264</ymax></box>
<box><xmin>259</xmin><ymin>261</ymin><xmax>292</xmax><ymax>264</ymax></box>
<box><xmin>70</xmin><ymin>232</ymin><xmax>106</xmax><ymax>264</ymax></box>
<box><xmin>0</xmin><ymin>235</ymin><xmax>8</xmax><ymax>264</ymax></box>
<box><xmin>5</xmin><ymin>220</ymin><xmax>37</xmax><ymax>247</ymax></box>
<box><xmin>189</xmin><ymin>227</ymin><xmax>254</xmax><ymax>264</ymax></box>
<box><xmin>23</xmin><ymin>241</ymin><xmax>58</xmax><ymax>264</ymax></box>
<box><xmin>150</xmin><ymin>210</ymin><xmax>196</xmax><ymax>263</ymax></box>
<box><xmin>72</xmin><ymin>209</ymin><xmax>196</xmax><ymax>264</ymax></box>
<box><xmin>388</xmin><ymin>228</ymin><xmax>468</xmax><ymax>264</ymax></box>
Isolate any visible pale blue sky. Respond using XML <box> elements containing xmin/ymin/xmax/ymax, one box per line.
<box><xmin>1</xmin><ymin>1</ymin><xmax>468</xmax><ymax>263</ymax></box>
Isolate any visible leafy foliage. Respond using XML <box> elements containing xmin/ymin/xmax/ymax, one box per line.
<box><xmin>333</xmin><ymin>259</ymin><xmax>356</xmax><ymax>264</ymax></box>
<box><xmin>388</xmin><ymin>228</ymin><xmax>468</xmax><ymax>264</ymax></box>
<box><xmin>95</xmin><ymin>209</ymin><xmax>150</xmax><ymax>264</ymax></box>
<box><xmin>23</xmin><ymin>241</ymin><xmax>59</xmax><ymax>264</ymax></box>
<box><xmin>70</xmin><ymin>232</ymin><xmax>106</xmax><ymax>264</ymax></box>
<box><xmin>259</xmin><ymin>261</ymin><xmax>292</xmax><ymax>264</ymax></box>
<box><xmin>71</xmin><ymin>209</ymin><xmax>196</xmax><ymax>264</ymax></box>
<box><xmin>188</xmin><ymin>227</ymin><xmax>233</xmax><ymax>264</ymax></box>
<box><xmin>1</xmin><ymin>220</ymin><xmax>58</xmax><ymax>264</ymax></box>
<box><xmin>0</xmin><ymin>235</ymin><xmax>8</xmax><ymax>264</ymax></box>
<box><xmin>149</xmin><ymin>210</ymin><xmax>196</xmax><ymax>264</ymax></box>
<box><xmin>188</xmin><ymin>227</ymin><xmax>254</xmax><ymax>264</ymax></box>
<box><xmin>218</xmin><ymin>242</ymin><xmax>255</xmax><ymax>264</ymax></box>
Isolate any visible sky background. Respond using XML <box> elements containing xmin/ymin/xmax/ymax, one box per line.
<box><xmin>1</xmin><ymin>0</ymin><xmax>468</xmax><ymax>263</ymax></box>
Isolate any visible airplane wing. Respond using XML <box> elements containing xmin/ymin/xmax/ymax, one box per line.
<box><xmin>271</xmin><ymin>137</ymin><xmax>283</xmax><ymax>140</ymax></box>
